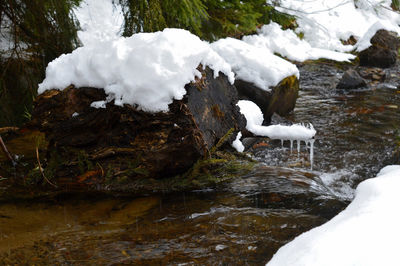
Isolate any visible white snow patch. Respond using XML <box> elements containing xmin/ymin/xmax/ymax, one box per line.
<box><xmin>232</xmin><ymin>132</ymin><xmax>245</xmax><ymax>152</ymax></box>
<box><xmin>215</xmin><ymin>244</ymin><xmax>227</xmax><ymax>251</ymax></box>
<box><xmin>71</xmin><ymin>112</ymin><xmax>79</xmax><ymax>117</ymax></box>
<box><xmin>275</xmin><ymin>0</ymin><xmax>400</xmax><ymax>53</ymax></box>
<box><xmin>211</xmin><ymin>38</ymin><xmax>299</xmax><ymax>91</ymax></box>
<box><xmin>355</xmin><ymin>21</ymin><xmax>400</xmax><ymax>52</ymax></box>
<box><xmin>73</xmin><ymin>0</ymin><xmax>124</xmax><ymax>46</ymax></box>
<box><xmin>267</xmin><ymin>165</ymin><xmax>400</xmax><ymax>266</ymax></box>
<box><xmin>243</xmin><ymin>22</ymin><xmax>355</xmax><ymax>62</ymax></box>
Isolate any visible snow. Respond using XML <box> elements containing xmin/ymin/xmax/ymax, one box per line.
<box><xmin>237</xmin><ymin>100</ymin><xmax>316</xmax><ymax>141</ymax></box>
<box><xmin>232</xmin><ymin>132</ymin><xmax>245</xmax><ymax>152</ymax></box>
<box><xmin>266</xmin><ymin>165</ymin><xmax>400</xmax><ymax>266</ymax></box>
<box><xmin>211</xmin><ymin>38</ymin><xmax>299</xmax><ymax>91</ymax></box>
<box><xmin>243</xmin><ymin>22</ymin><xmax>355</xmax><ymax>62</ymax></box>
<box><xmin>73</xmin><ymin>0</ymin><xmax>124</xmax><ymax>46</ymax></box>
<box><xmin>39</xmin><ymin>0</ymin><xmax>233</xmax><ymax>113</ymax></box>
<box><xmin>275</xmin><ymin>0</ymin><xmax>400</xmax><ymax>53</ymax></box>
<box><xmin>355</xmin><ymin>21</ymin><xmax>400</xmax><ymax>52</ymax></box>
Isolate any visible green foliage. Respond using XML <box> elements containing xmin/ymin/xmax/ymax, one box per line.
<box><xmin>120</xmin><ymin>0</ymin><xmax>208</xmax><ymax>37</ymax></box>
<box><xmin>0</xmin><ymin>0</ymin><xmax>81</xmax><ymax>126</ymax></box>
<box><xmin>201</xmin><ymin>0</ymin><xmax>295</xmax><ymax>40</ymax></box>
<box><xmin>392</xmin><ymin>0</ymin><xmax>400</xmax><ymax>11</ymax></box>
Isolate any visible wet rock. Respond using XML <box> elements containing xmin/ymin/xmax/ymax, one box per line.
<box><xmin>336</xmin><ymin>69</ymin><xmax>367</xmax><ymax>90</ymax></box>
<box><xmin>357</xmin><ymin>67</ymin><xmax>386</xmax><ymax>82</ymax></box>
<box><xmin>235</xmin><ymin>75</ymin><xmax>299</xmax><ymax>125</ymax></box>
<box><xmin>30</xmin><ymin>66</ymin><xmax>245</xmax><ymax>190</ymax></box>
<box><xmin>358</xmin><ymin>29</ymin><xmax>400</xmax><ymax>68</ymax></box>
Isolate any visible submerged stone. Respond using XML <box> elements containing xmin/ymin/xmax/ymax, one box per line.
<box><xmin>336</xmin><ymin>69</ymin><xmax>367</xmax><ymax>90</ymax></box>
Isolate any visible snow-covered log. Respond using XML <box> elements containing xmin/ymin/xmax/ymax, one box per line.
<box><xmin>30</xmin><ymin>67</ymin><xmax>245</xmax><ymax>189</ymax></box>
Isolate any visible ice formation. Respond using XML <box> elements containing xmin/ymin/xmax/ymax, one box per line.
<box><xmin>266</xmin><ymin>165</ymin><xmax>400</xmax><ymax>266</ymax></box>
<box><xmin>236</xmin><ymin>100</ymin><xmax>316</xmax><ymax>165</ymax></box>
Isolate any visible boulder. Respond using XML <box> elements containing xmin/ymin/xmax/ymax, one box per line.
<box><xmin>336</xmin><ymin>69</ymin><xmax>367</xmax><ymax>90</ymax></box>
<box><xmin>235</xmin><ymin>75</ymin><xmax>299</xmax><ymax>125</ymax></box>
<box><xmin>30</xmin><ymin>66</ymin><xmax>245</xmax><ymax>190</ymax></box>
<box><xmin>358</xmin><ymin>29</ymin><xmax>400</xmax><ymax>68</ymax></box>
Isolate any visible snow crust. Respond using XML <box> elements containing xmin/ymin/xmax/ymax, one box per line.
<box><xmin>275</xmin><ymin>0</ymin><xmax>400</xmax><ymax>52</ymax></box>
<box><xmin>211</xmin><ymin>38</ymin><xmax>299</xmax><ymax>91</ymax></box>
<box><xmin>267</xmin><ymin>165</ymin><xmax>400</xmax><ymax>266</ymax></box>
<box><xmin>237</xmin><ymin>100</ymin><xmax>316</xmax><ymax>141</ymax></box>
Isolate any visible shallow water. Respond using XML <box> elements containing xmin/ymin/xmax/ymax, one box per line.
<box><xmin>1</xmin><ymin>62</ymin><xmax>399</xmax><ymax>264</ymax></box>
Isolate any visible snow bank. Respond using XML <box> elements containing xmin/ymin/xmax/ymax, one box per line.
<box><xmin>267</xmin><ymin>165</ymin><xmax>400</xmax><ymax>266</ymax></box>
<box><xmin>39</xmin><ymin>0</ymin><xmax>233</xmax><ymax>113</ymax></box>
<box><xmin>243</xmin><ymin>22</ymin><xmax>355</xmax><ymax>62</ymax></box>
<box><xmin>275</xmin><ymin>0</ymin><xmax>400</xmax><ymax>52</ymax></box>
<box><xmin>237</xmin><ymin>100</ymin><xmax>316</xmax><ymax>141</ymax></box>
<box><xmin>355</xmin><ymin>21</ymin><xmax>400</xmax><ymax>52</ymax></box>
<box><xmin>211</xmin><ymin>38</ymin><xmax>299</xmax><ymax>91</ymax></box>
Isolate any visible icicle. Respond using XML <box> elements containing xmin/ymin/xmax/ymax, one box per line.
<box><xmin>309</xmin><ymin>139</ymin><xmax>315</xmax><ymax>170</ymax></box>
<box><xmin>281</xmin><ymin>139</ymin><xmax>284</xmax><ymax>148</ymax></box>
<box><xmin>290</xmin><ymin>140</ymin><xmax>293</xmax><ymax>153</ymax></box>
<box><xmin>297</xmin><ymin>140</ymin><xmax>301</xmax><ymax>154</ymax></box>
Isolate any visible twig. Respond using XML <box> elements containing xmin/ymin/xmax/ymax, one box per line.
<box><xmin>0</xmin><ymin>127</ymin><xmax>19</xmax><ymax>134</ymax></box>
<box><xmin>0</xmin><ymin>135</ymin><xmax>15</xmax><ymax>165</ymax></box>
<box><xmin>36</xmin><ymin>146</ymin><xmax>57</xmax><ymax>188</ymax></box>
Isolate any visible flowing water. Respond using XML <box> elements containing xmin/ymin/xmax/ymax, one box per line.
<box><xmin>1</xmin><ymin>62</ymin><xmax>399</xmax><ymax>265</ymax></box>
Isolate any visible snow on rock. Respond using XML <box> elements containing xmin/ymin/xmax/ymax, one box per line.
<box><xmin>232</xmin><ymin>132</ymin><xmax>245</xmax><ymax>152</ymax></box>
<box><xmin>275</xmin><ymin>0</ymin><xmax>400</xmax><ymax>53</ymax></box>
<box><xmin>243</xmin><ymin>22</ymin><xmax>355</xmax><ymax>62</ymax></box>
<box><xmin>237</xmin><ymin>100</ymin><xmax>316</xmax><ymax>141</ymax></box>
<box><xmin>355</xmin><ymin>21</ymin><xmax>400</xmax><ymax>52</ymax></box>
<box><xmin>211</xmin><ymin>38</ymin><xmax>299</xmax><ymax>91</ymax></box>
<box><xmin>38</xmin><ymin>0</ymin><xmax>233</xmax><ymax>113</ymax></box>
<box><xmin>266</xmin><ymin>165</ymin><xmax>400</xmax><ymax>266</ymax></box>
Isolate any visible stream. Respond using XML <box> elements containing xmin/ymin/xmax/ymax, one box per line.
<box><xmin>1</xmin><ymin>62</ymin><xmax>399</xmax><ymax>265</ymax></box>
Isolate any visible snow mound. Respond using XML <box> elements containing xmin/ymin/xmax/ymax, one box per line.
<box><xmin>237</xmin><ymin>100</ymin><xmax>316</xmax><ymax>141</ymax></box>
<box><xmin>211</xmin><ymin>38</ymin><xmax>299</xmax><ymax>91</ymax></box>
<box><xmin>276</xmin><ymin>0</ymin><xmax>400</xmax><ymax>52</ymax></box>
<box><xmin>38</xmin><ymin>28</ymin><xmax>234</xmax><ymax>113</ymax></box>
<box><xmin>355</xmin><ymin>21</ymin><xmax>400</xmax><ymax>52</ymax></box>
<box><xmin>267</xmin><ymin>165</ymin><xmax>400</xmax><ymax>266</ymax></box>
<box><xmin>243</xmin><ymin>22</ymin><xmax>355</xmax><ymax>62</ymax></box>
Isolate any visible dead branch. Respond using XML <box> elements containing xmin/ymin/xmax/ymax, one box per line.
<box><xmin>36</xmin><ymin>146</ymin><xmax>57</xmax><ymax>188</ymax></box>
<box><xmin>0</xmin><ymin>135</ymin><xmax>15</xmax><ymax>165</ymax></box>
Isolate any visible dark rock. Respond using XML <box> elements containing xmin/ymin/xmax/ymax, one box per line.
<box><xmin>30</xmin><ymin>66</ymin><xmax>245</xmax><ymax>190</ymax></box>
<box><xmin>358</xmin><ymin>29</ymin><xmax>400</xmax><ymax>68</ymax></box>
<box><xmin>235</xmin><ymin>75</ymin><xmax>299</xmax><ymax>125</ymax></box>
<box><xmin>336</xmin><ymin>69</ymin><xmax>367</xmax><ymax>90</ymax></box>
